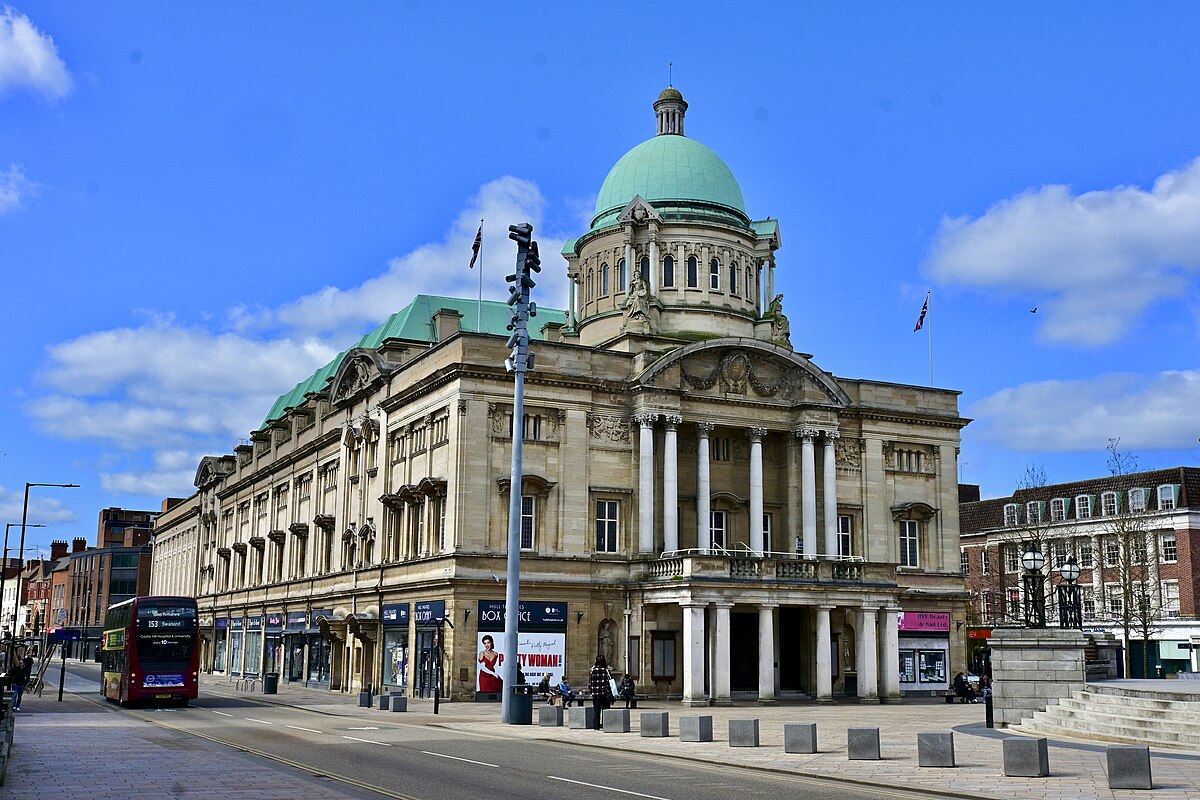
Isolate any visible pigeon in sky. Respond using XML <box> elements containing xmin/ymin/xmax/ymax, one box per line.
<box><xmin>1030</xmin><ymin>307</ymin><xmax>1037</xmax><ymax>313</ymax></box>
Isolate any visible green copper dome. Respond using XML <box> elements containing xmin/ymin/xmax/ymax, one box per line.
<box><xmin>591</xmin><ymin>134</ymin><xmax>747</xmax><ymax>230</ymax></box>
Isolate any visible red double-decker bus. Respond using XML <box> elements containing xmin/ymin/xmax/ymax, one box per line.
<box><xmin>102</xmin><ymin>596</ymin><xmax>199</xmax><ymax>705</ymax></box>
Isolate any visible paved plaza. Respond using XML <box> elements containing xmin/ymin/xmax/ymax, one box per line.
<box><xmin>6</xmin><ymin>666</ymin><xmax>1200</xmax><ymax>800</ymax></box>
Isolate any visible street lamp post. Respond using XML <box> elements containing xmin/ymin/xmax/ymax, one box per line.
<box><xmin>1021</xmin><ymin>541</ymin><xmax>1047</xmax><ymax>629</ymax></box>
<box><xmin>1</xmin><ymin>523</ymin><xmax>45</xmax><ymax>652</ymax></box>
<box><xmin>1057</xmin><ymin>555</ymin><xmax>1083</xmax><ymax>629</ymax></box>
<box><xmin>10</xmin><ymin>482</ymin><xmax>78</xmax><ymax>664</ymax></box>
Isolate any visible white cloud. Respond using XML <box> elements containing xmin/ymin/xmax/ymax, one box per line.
<box><xmin>968</xmin><ymin>370</ymin><xmax>1200</xmax><ymax>453</ymax></box>
<box><xmin>100</xmin><ymin>450</ymin><xmax>201</xmax><ymax>498</ymax></box>
<box><xmin>0</xmin><ymin>485</ymin><xmax>76</xmax><ymax>525</ymax></box>
<box><xmin>0</xmin><ymin>164</ymin><xmax>35</xmax><ymax>214</ymax></box>
<box><xmin>0</xmin><ymin>6</ymin><xmax>72</xmax><ymax>100</ymax></box>
<box><xmin>926</xmin><ymin>158</ymin><xmax>1200</xmax><ymax>345</ymax></box>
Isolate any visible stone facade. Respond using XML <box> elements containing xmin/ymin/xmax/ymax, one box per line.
<box><xmin>150</xmin><ymin>89</ymin><xmax>970</xmax><ymax>703</ymax></box>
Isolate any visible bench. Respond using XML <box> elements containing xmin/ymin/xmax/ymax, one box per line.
<box><xmin>943</xmin><ymin>690</ymin><xmax>974</xmax><ymax>704</ymax></box>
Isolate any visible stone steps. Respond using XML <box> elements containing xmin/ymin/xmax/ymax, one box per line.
<box><xmin>1016</xmin><ymin>683</ymin><xmax>1200</xmax><ymax>752</ymax></box>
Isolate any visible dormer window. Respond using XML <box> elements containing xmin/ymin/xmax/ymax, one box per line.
<box><xmin>1050</xmin><ymin>498</ymin><xmax>1068</xmax><ymax>522</ymax></box>
<box><xmin>1003</xmin><ymin>503</ymin><xmax>1020</xmax><ymax>527</ymax></box>
<box><xmin>1025</xmin><ymin>501</ymin><xmax>1044</xmax><ymax>523</ymax></box>
<box><xmin>1101</xmin><ymin>491</ymin><xmax>1119</xmax><ymax>516</ymax></box>
<box><xmin>1128</xmin><ymin>488</ymin><xmax>1147</xmax><ymax>512</ymax></box>
<box><xmin>1075</xmin><ymin>495</ymin><xmax>1092</xmax><ymax>519</ymax></box>
<box><xmin>1158</xmin><ymin>484</ymin><xmax>1179</xmax><ymax>510</ymax></box>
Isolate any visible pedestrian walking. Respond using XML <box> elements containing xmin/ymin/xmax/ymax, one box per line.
<box><xmin>588</xmin><ymin>655</ymin><xmax>613</xmax><ymax>730</ymax></box>
<box><xmin>7</xmin><ymin>653</ymin><xmax>31</xmax><ymax>711</ymax></box>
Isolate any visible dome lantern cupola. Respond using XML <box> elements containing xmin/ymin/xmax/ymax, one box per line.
<box><xmin>654</xmin><ymin>87</ymin><xmax>687</xmax><ymax>136</ymax></box>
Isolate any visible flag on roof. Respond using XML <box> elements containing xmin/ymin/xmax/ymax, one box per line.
<box><xmin>913</xmin><ymin>293</ymin><xmax>929</xmax><ymax>332</ymax></box>
<box><xmin>469</xmin><ymin>224</ymin><xmax>482</xmax><ymax>269</ymax></box>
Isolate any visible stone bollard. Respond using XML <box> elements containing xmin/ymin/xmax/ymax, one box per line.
<box><xmin>568</xmin><ymin>706</ymin><xmax>596</xmax><ymax>729</ymax></box>
<box><xmin>1002</xmin><ymin>737</ymin><xmax>1049</xmax><ymax>777</ymax></box>
<box><xmin>357</xmin><ymin>690</ymin><xmax>372</xmax><ymax>708</ymax></box>
<box><xmin>680</xmin><ymin>715</ymin><xmax>713</xmax><ymax>742</ymax></box>
<box><xmin>538</xmin><ymin>705</ymin><xmax>564</xmax><ymax>727</ymax></box>
<box><xmin>847</xmin><ymin>727</ymin><xmax>881</xmax><ymax>760</ymax></box>
<box><xmin>1106</xmin><ymin>745</ymin><xmax>1152</xmax><ymax>790</ymax></box>
<box><xmin>377</xmin><ymin>693</ymin><xmax>391</xmax><ymax>710</ymax></box>
<box><xmin>389</xmin><ymin>695</ymin><xmax>408</xmax><ymax>712</ymax></box>
<box><xmin>729</xmin><ymin>719</ymin><xmax>760</xmax><ymax>747</ymax></box>
<box><xmin>784</xmin><ymin>722</ymin><xmax>818</xmax><ymax>754</ymax></box>
<box><xmin>640</xmin><ymin>711</ymin><xmax>669</xmax><ymax>738</ymax></box>
<box><xmin>602</xmin><ymin>708</ymin><xmax>631</xmax><ymax>733</ymax></box>
<box><xmin>917</xmin><ymin>731</ymin><xmax>955</xmax><ymax>767</ymax></box>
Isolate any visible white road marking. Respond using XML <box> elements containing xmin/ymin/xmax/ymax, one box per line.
<box><xmin>420</xmin><ymin>751</ymin><xmax>498</xmax><ymax>768</ymax></box>
<box><xmin>246</xmin><ymin>718</ymin><xmax>273</xmax><ymax>725</ymax></box>
<box><xmin>286</xmin><ymin>725</ymin><xmax>322</xmax><ymax>734</ymax></box>
<box><xmin>211</xmin><ymin>710</ymin><xmax>234</xmax><ymax>717</ymax></box>
<box><xmin>549</xmin><ymin>775</ymin><xmax>673</xmax><ymax>800</ymax></box>
<box><xmin>342</xmin><ymin>735</ymin><xmax>391</xmax><ymax>746</ymax></box>
<box><xmin>346</xmin><ymin>726</ymin><xmax>380</xmax><ymax>730</ymax></box>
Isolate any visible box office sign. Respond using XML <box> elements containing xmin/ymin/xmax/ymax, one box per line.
<box><xmin>898</xmin><ymin>612</ymin><xmax>950</xmax><ymax>633</ymax></box>
<box><xmin>413</xmin><ymin>600</ymin><xmax>446</xmax><ymax>625</ymax></box>
<box><xmin>382</xmin><ymin>603</ymin><xmax>409</xmax><ymax>626</ymax></box>
<box><xmin>476</xmin><ymin>601</ymin><xmax>567</xmax><ymax>693</ymax></box>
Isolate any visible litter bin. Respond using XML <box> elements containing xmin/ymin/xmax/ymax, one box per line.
<box><xmin>510</xmin><ymin>685</ymin><xmax>533</xmax><ymax>725</ymax></box>
<box><xmin>263</xmin><ymin>672</ymin><xmax>279</xmax><ymax>694</ymax></box>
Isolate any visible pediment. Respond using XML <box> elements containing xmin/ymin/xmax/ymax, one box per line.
<box><xmin>618</xmin><ymin>195</ymin><xmax>663</xmax><ymax>226</ymax></box>
<box><xmin>635</xmin><ymin>339</ymin><xmax>851</xmax><ymax>407</ymax></box>
<box><xmin>194</xmin><ymin>455</ymin><xmax>236</xmax><ymax>489</ymax></box>
<box><xmin>330</xmin><ymin>348</ymin><xmax>397</xmax><ymax>404</ymax></box>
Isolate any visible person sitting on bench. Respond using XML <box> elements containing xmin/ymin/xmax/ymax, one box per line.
<box><xmin>952</xmin><ymin>672</ymin><xmax>977</xmax><ymax>703</ymax></box>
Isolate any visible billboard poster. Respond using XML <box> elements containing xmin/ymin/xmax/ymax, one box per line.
<box><xmin>476</xmin><ymin>601</ymin><xmax>567</xmax><ymax>693</ymax></box>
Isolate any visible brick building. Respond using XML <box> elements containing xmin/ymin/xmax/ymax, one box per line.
<box><xmin>97</xmin><ymin>507</ymin><xmax>156</xmax><ymax>549</ymax></box>
<box><xmin>960</xmin><ymin>466</ymin><xmax>1200</xmax><ymax>678</ymax></box>
<box><xmin>64</xmin><ymin>531</ymin><xmax>153</xmax><ymax>659</ymax></box>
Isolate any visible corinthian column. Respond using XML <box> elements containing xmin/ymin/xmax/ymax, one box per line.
<box><xmin>823</xmin><ymin>430</ymin><xmax>840</xmax><ymax>558</ymax></box>
<box><xmin>634</xmin><ymin>413</ymin><xmax>659</xmax><ymax>554</ymax></box>
<box><xmin>749</xmin><ymin>427</ymin><xmax>766</xmax><ymax>554</ymax></box>
<box><xmin>797</xmin><ymin>428</ymin><xmax>818</xmax><ymax>557</ymax></box>
<box><xmin>696</xmin><ymin>422</ymin><xmax>713</xmax><ymax>551</ymax></box>
<box><xmin>663</xmin><ymin>414</ymin><xmax>682</xmax><ymax>553</ymax></box>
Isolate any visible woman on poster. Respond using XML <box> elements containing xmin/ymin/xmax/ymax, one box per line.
<box><xmin>477</xmin><ymin>634</ymin><xmax>503</xmax><ymax>692</ymax></box>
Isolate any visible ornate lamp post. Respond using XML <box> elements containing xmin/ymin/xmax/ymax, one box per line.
<box><xmin>1021</xmin><ymin>541</ymin><xmax>1046</xmax><ymax>629</ymax></box>
<box><xmin>1057</xmin><ymin>555</ymin><xmax>1083</xmax><ymax>629</ymax></box>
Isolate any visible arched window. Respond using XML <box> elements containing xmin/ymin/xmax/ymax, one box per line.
<box><xmin>729</xmin><ymin>262</ymin><xmax>739</xmax><ymax>296</ymax></box>
<box><xmin>600</xmin><ymin>263</ymin><xmax>609</xmax><ymax>296</ymax></box>
<box><xmin>662</xmin><ymin>255</ymin><xmax>675</xmax><ymax>288</ymax></box>
<box><xmin>710</xmin><ymin>258</ymin><xmax>721</xmax><ymax>291</ymax></box>
<box><xmin>586</xmin><ymin>269</ymin><xmax>593</xmax><ymax>300</ymax></box>
<box><xmin>617</xmin><ymin>258</ymin><xmax>627</xmax><ymax>292</ymax></box>
<box><xmin>686</xmin><ymin>256</ymin><xmax>698</xmax><ymax>287</ymax></box>
<box><xmin>640</xmin><ymin>256</ymin><xmax>650</xmax><ymax>284</ymax></box>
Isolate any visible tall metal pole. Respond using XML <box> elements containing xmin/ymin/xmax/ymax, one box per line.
<box><xmin>500</xmin><ymin>223</ymin><xmax>539</xmax><ymax>724</ymax></box>
<box><xmin>10</xmin><ymin>483</ymin><xmax>77</xmax><ymax>666</ymax></box>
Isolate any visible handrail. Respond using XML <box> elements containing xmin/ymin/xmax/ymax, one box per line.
<box><xmin>659</xmin><ymin>548</ymin><xmax>864</xmax><ymax>562</ymax></box>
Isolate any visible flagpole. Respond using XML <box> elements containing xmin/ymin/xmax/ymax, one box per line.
<box><xmin>477</xmin><ymin>219</ymin><xmax>484</xmax><ymax>333</ymax></box>
<box><xmin>926</xmin><ymin>292</ymin><xmax>933</xmax><ymax>387</ymax></box>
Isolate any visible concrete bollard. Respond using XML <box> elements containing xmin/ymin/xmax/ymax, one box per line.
<box><xmin>602</xmin><ymin>708</ymin><xmax>631</xmax><ymax>733</ymax></box>
<box><xmin>568</xmin><ymin>706</ymin><xmax>596</xmax><ymax>729</ymax></box>
<box><xmin>357</xmin><ymin>690</ymin><xmax>372</xmax><ymax>708</ymax></box>
<box><xmin>784</xmin><ymin>722</ymin><xmax>818</xmax><ymax>754</ymax></box>
<box><xmin>1002</xmin><ymin>737</ymin><xmax>1049</xmax><ymax>777</ymax></box>
<box><xmin>640</xmin><ymin>711</ymin><xmax>669</xmax><ymax>738</ymax></box>
<box><xmin>376</xmin><ymin>693</ymin><xmax>391</xmax><ymax>710</ymax></box>
<box><xmin>538</xmin><ymin>705</ymin><xmax>564</xmax><ymax>727</ymax></box>
<box><xmin>680</xmin><ymin>715</ymin><xmax>713</xmax><ymax>742</ymax></box>
<box><xmin>729</xmin><ymin>719</ymin><xmax>760</xmax><ymax>747</ymax></box>
<box><xmin>917</xmin><ymin>731</ymin><xmax>955</xmax><ymax>767</ymax></box>
<box><xmin>847</xmin><ymin>727</ymin><xmax>881</xmax><ymax>760</ymax></box>
<box><xmin>1106</xmin><ymin>745</ymin><xmax>1152</xmax><ymax>790</ymax></box>
<box><xmin>388</xmin><ymin>695</ymin><xmax>408</xmax><ymax>712</ymax></box>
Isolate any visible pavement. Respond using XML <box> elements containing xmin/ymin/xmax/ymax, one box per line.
<box><xmin>7</xmin><ymin>664</ymin><xmax>1200</xmax><ymax>800</ymax></box>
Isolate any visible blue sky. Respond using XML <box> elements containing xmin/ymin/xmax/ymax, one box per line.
<box><xmin>3</xmin><ymin>3</ymin><xmax>1199</xmax><ymax>555</ymax></box>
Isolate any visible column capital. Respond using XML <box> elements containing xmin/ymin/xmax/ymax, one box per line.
<box><xmin>795</xmin><ymin>427</ymin><xmax>819</xmax><ymax>441</ymax></box>
<box><xmin>711</xmin><ymin>601</ymin><xmax>735</xmax><ymax>610</ymax></box>
<box><xmin>758</xmin><ymin>602</ymin><xmax>779</xmax><ymax>611</ymax></box>
<box><xmin>696</xmin><ymin>421</ymin><xmax>715</xmax><ymax>435</ymax></box>
<box><xmin>680</xmin><ymin>601</ymin><xmax>708</xmax><ymax>609</ymax></box>
<box><xmin>632</xmin><ymin>412</ymin><xmax>659</xmax><ymax>427</ymax></box>
<box><xmin>662</xmin><ymin>413</ymin><xmax>683</xmax><ymax>428</ymax></box>
<box><xmin>747</xmin><ymin>426</ymin><xmax>767</xmax><ymax>441</ymax></box>
<box><xmin>823</xmin><ymin>429</ymin><xmax>840</xmax><ymax>442</ymax></box>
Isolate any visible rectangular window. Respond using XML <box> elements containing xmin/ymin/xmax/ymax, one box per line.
<box><xmin>981</xmin><ymin>549</ymin><xmax>990</xmax><ymax>575</ymax></box>
<box><xmin>1162</xmin><ymin>580</ymin><xmax>1180</xmax><ymax>618</ymax></box>
<box><xmin>1026</xmin><ymin>501</ymin><xmax>1043</xmax><ymax>523</ymax></box>
<box><xmin>762</xmin><ymin>512</ymin><xmax>773</xmax><ymax>553</ymax></box>
<box><xmin>1105</xmin><ymin>584</ymin><xmax>1123</xmax><ymax>616</ymax></box>
<box><xmin>960</xmin><ymin>550</ymin><xmax>969</xmax><ymax>576</ymax></box>
<box><xmin>595</xmin><ymin>500</ymin><xmax>619</xmax><ymax>553</ymax></box>
<box><xmin>1003</xmin><ymin>504</ymin><xmax>1019</xmax><ymax>527</ymax></box>
<box><xmin>1003</xmin><ymin>543</ymin><xmax>1020</xmax><ymax>573</ymax></box>
<box><xmin>1006</xmin><ymin>588</ymin><xmax>1021</xmax><ymax>618</ymax></box>
<box><xmin>837</xmin><ymin>515</ymin><xmax>853</xmax><ymax>558</ymax></box>
<box><xmin>1101</xmin><ymin>492</ymin><xmax>1119</xmax><ymax>516</ymax></box>
<box><xmin>1128</xmin><ymin>488</ymin><xmax>1147</xmax><ymax>512</ymax></box>
<box><xmin>710</xmin><ymin>511</ymin><xmax>727</xmax><ymax>550</ymax></box>
<box><xmin>437</xmin><ymin>498</ymin><xmax>447</xmax><ymax>553</ymax></box>
<box><xmin>899</xmin><ymin>520</ymin><xmax>919</xmax><ymax>568</ymax></box>
<box><xmin>520</xmin><ymin>495</ymin><xmax>536</xmax><ymax>550</ymax></box>
<box><xmin>627</xmin><ymin>635</ymin><xmax>640</xmax><ymax>680</ymax></box>
<box><xmin>1076</xmin><ymin>495</ymin><xmax>1092</xmax><ymax>519</ymax></box>
<box><xmin>1161</xmin><ymin>531</ymin><xmax>1178</xmax><ymax>563</ymax></box>
<box><xmin>1078</xmin><ymin>541</ymin><xmax>1094</xmax><ymax>568</ymax></box>
<box><xmin>1104</xmin><ymin>537</ymin><xmax>1120</xmax><ymax>567</ymax></box>
<box><xmin>709</xmin><ymin>259</ymin><xmax>720</xmax><ymax>291</ymax></box>
<box><xmin>1081</xmin><ymin>587</ymin><xmax>1096</xmax><ymax>620</ymax></box>
<box><xmin>651</xmin><ymin>631</ymin><xmax>676</xmax><ymax>681</ymax></box>
<box><xmin>1158</xmin><ymin>485</ymin><xmax>1178</xmax><ymax>510</ymax></box>
<box><xmin>686</xmin><ymin>257</ymin><xmax>698</xmax><ymax>288</ymax></box>
<box><xmin>1050</xmin><ymin>498</ymin><xmax>1067</xmax><ymax>521</ymax></box>
<box><xmin>662</xmin><ymin>257</ymin><xmax>674</xmax><ymax>288</ymax></box>
<box><xmin>711</xmin><ymin>437</ymin><xmax>731</xmax><ymax>461</ymax></box>
<box><xmin>1051</xmin><ymin>540</ymin><xmax>1068</xmax><ymax>567</ymax></box>
<box><xmin>729</xmin><ymin>264</ymin><xmax>738</xmax><ymax>295</ymax></box>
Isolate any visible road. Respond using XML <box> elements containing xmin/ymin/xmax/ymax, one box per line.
<box><xmin>59</xmin><ymin>662</ymin><xmax>952</xmax><ymax>800</ymax></box>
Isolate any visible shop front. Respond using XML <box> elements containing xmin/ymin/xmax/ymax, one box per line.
<box><xmin>284</xmin><ymin>610</ymin><xmax>307</xmax><ymax>684</ymax></box>
<box><xmin>380</xmin><ymin>603</ymin><xmax>410</xmax><ymax>695</ymax></box>
<box><xmin>213</xmin><ymin>617</ymin><xmax>228</xmax><ymax>673</ymax></box>
<box><xmin>897</xmin><ymin>611</ymin><xmax>951</xmax><ymax>694</ymax></box>
<box><xmin>413</xmin><ymin>600</ymin><xmax>445</xmax><ymax>699</ymax></box>
<box><xmin>228</xmin><ymin>617</ymin><xmax>245</xmax><ymax>676</ymax></box>
<box><xmin>264</xmin><ymin>612</ymin><xmax>284</xmax><ymax>677</ymax></box>
<box><xmin>306</xmin><ymin>608</ymin><xmax>333</xmax><ymax>688</ymax></box>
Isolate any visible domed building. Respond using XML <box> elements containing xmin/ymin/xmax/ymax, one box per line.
<box><xmin>151</xmin><ymin>90</ymin><xmax>969</xmax><ymax>705</ymax></box>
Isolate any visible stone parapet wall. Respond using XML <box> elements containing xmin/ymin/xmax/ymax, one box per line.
<box><xmin>991</xmin><ymin>628</ymin><xmax>1112</xmax><ymax>727</ymax></box>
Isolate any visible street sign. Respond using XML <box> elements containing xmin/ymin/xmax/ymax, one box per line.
<box><xmin>51</xmin><ymin>628</ymin><xmax>82</xmax><ymax>642</ymax></box>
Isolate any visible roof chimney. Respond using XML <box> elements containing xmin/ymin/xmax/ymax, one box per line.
<box><xmin>72</xmin><ymin>537</ymin><xmax>87</xmax><ymax>553</ymax></box>
<box><xmin>50</xmin><ymin>540</ymin><xmax>68</xmax><ymax>560</ymax></box>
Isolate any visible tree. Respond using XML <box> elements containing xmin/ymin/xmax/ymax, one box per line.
<box><xmin>1101</xmin><ymin>438</ymin><xmax>1162</xmax><ymax>678</ymax></box>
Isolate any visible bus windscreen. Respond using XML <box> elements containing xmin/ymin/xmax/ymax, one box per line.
<box><xmin>136</xmin><ymin>601</ymin><xmax>197</xmax><ymax>668</ymax></box>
